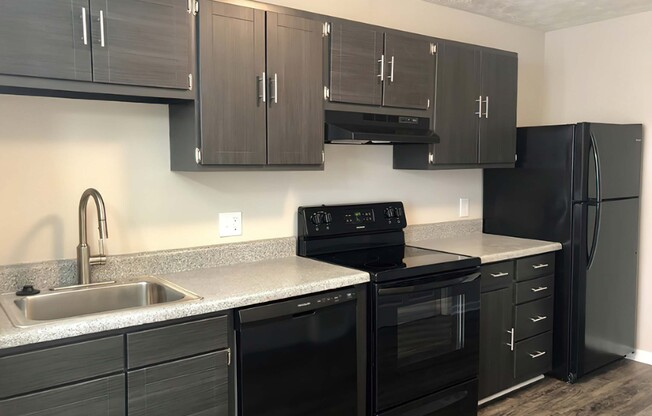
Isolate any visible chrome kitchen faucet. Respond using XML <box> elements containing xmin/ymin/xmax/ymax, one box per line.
<box><xmin>76</xmin><ymin>188</ymin><xmax>108</xmax><ymax>285</ymax></box>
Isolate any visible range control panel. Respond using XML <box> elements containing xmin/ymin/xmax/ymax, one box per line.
<box><xmin>298</xmin><ymin>202</ymin><xmax>406</xmax><ymax>237</ymax></box>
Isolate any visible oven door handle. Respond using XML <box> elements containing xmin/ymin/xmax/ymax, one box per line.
<box><xmin>377</xmin><ymin>272</ymin><xmax>480</xmax><ymax>295</ymax></box>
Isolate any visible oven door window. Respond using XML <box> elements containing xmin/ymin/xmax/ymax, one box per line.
<box><xmin>397</xmin><ymin>291</ymin><xmax>465</xmax><ymax>367</ymax></box>
<box><xmin>375</xmin><ymin>275</ymin><xmax>480</xmax><ymax>412</ymax></box>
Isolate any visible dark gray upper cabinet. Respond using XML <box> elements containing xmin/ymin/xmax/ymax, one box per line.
<box><xmin>90</xmin><ymin>0</ymin><xmax>193</xmax><ymax>89</ymax></box>
<box><xmin>479</xmin><ymin>51</ymin><xmax>518</xmax><ymax>164</ymax></box>
<box><xmin>430</xmin><ymin>41</ymin><xmax>481</xmax><ymax>165</ymax></box>
<box><xmin>329</xmin><ymin>21</ymin><xmax>384</xmax><ymax>106</ymax></box>
<box><xmin>393</xmin><ymin>41</ymin><xmax>518</xmax><ymax>170</ymax></box>
<box><xmin>266</xmin><ymin>13</ymin><xmax>325</xmax><ymax>165</ymax></box>
<box><xmin>0</xmin><ymin>0</ymin><xmax>193</xmax><ymax>101</ymax></box>
<box><xmin>327</xmin><ymin>20</ymin><xmax>435</xmax><ymax>111</ymax></box>
<box><xmin>0</xmin><ymin>0</ymin><xmax>92</xmax><ymax>82</ymax></box>
<box><xmin>198</xmin><ymin>1</ymin><xmax>267</xmax><ymax>165</ymax></box>
<box><xmin>383</xmin><ymin>33</ymin><xmax>434</xmax><ymax>110</ymax></box>
<box><xmin>171</xmin><ymin>1</ymin><xmax>326</xmax><ymax>170</ymax></box>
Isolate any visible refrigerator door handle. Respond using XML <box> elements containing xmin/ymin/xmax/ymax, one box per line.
<box><xmin>587</xmin><ymin>132</ymin><xmax>603</xmax><ymax>270</ymax></box>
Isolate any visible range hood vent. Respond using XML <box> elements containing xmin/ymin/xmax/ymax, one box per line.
<box><xmin>325</xmin><ymin>110</ymin><xmax>439</xmax><ymax>145</ymax></box>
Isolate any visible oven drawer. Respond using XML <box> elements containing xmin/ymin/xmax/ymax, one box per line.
<box><xmin>514</xmin><ymin>297</ymin><xmax>553</xmax><ymax>341</ymax></box>
<box><xmin>515</xmin><ymin>275</ymin><xmax>554</xmax><ymax>304</ymax></box>
<box><xmin>514</xmin><ymin>332</ymin><xmax>552</xmax><ymax>380</ymax></box>
<box><xmin>481</xmin><ymin>261</ymin><xmax>514</xmax><ymax>292</ymax></box>
<box><xmin>516</xmin><ymin>253</ymin><xmax>555</xmax><ymax>281</ymax></box>
<box><xmin>379</xmin><ymin>379</ymin><xmax>478</xmax><ymax>416</ymax></box>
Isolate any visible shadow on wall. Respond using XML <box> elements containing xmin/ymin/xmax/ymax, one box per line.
<box><xmin>10</xmin><ymin>215</ymin><xmax>65</xmax><ymax>264</ymax></box>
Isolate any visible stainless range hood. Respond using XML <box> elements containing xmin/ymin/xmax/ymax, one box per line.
<box><xmin>325</xmin><ymin>110</ymin><xmax>439</xmax><ymax>145</ymax></box>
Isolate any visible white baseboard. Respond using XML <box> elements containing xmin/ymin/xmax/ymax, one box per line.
<box><xmin>626</xmin><ymin>349</ymin><xmax>652</xmax><ymax>366</ymax></box>
<box><xmin>478</xmin><ymin>375</ymin><xmax>544</xmax><ymax>406</ymax></box>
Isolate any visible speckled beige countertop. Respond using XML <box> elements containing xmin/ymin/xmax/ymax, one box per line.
<box><xmin>0</xmin><ymin>256</ymin><xmax>368</xmax><ymax>350</ymax></box>
<box><xmin>411</xmin><ymin>233</ymin><xmax>562</xmax><ymax>264</ymax></box>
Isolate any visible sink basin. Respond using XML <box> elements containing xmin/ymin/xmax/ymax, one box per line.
<box><xmin>0</xmin><ymin>277</ymin><xmax>201</xmax><ymax>327</ymax></box>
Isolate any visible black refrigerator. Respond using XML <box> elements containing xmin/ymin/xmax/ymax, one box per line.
<box><xmin>483</xmin><ymin>123</ymin><xmax>642</xmax><ymax>383</ymax></box>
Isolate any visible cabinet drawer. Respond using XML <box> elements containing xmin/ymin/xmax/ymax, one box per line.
<box><xmin>515</xmin><ymin>275</ymin><xmax>554</xmax><ymax>304</ymax></box>
<box><xmin>514</xmin><ymin>332</ymin><xmax>552</xmax><ymax>380</ymax></box>
<box><xmin>481</xmin><ymin>261</ymin><xmax>514</xmax><ymax>292</ymax></box>
<box><xmin>0</xmin><ymin>336</ymin><xmax>123</xmax><ymax>399</ymax></box>
<box><xmin>128</xmin><ymin>351</ymin><xmax>229</xmax><ymax>416</ymax></box>
<box><xmin>515</xmin><ymin>297</ymin><xmax>553</xmax><ymax>341</ymax></box>
<box><xmin>127</xmin><ymin>315</ymin><xmax>228</xmax><ymax>369</ymax></box>
<box><xmin>516</xmin><ymin>252</ymin><xmax>555</xmax><ymax>281</ymax></box>
<box><xmin>0</xmin><ymin>374</ymin><xmax>125</xmax><ymax>416</ymax></box>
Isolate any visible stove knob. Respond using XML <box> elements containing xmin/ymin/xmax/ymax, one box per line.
<box><xmin>324</xmin><ymin>212</ymin><xmax>333</xmax><ymax>224</ymax></box>
<box><xmin>384</xmin><ymin>207</ymin><xmax>395</xmax><ymax>218</ymax></box>
<box><xmin>310</xmin><ymin>212</ymin><xmax>324</xmax><ymax>225</ymax></box>
<box><xmin>394</xmin><ymin>207</ymin><xmax>403</xmax><ymax>217</ymax></box>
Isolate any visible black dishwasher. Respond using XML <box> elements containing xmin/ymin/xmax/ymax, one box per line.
<box><xmin>236</xmin><ymin>287</ymin><xmax>362</xmax><ymax>416</ymax></box>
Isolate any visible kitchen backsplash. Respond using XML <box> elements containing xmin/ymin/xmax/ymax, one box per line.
<box><xmin>0</xmin><ymin>219</ymin><xmax>481</xmax><ymax>293</ymax></box>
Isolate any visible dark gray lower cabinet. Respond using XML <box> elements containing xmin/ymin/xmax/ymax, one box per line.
<box><xmin>0</xmin><ymin>313</ymin><xmax>232</xmax><ymax>415</ymax></box>
<box><xmin>0</xmin><ymin>375</ymin><xmax>125</xmax><ymax>416</ymax></box>
<box><xmin>479</xmin><ymin>286</ymin><xmax>514</xmax><ymax>399</ymax></box>
<box><xmin>479</xmin><ymin>253</ymin><xmax>556</xmax><ymax>401</ymax></box>
<box><xmin>129</xmin><ymin>351</ymin><xmax>229</xmax><ymax>416</ymax></box>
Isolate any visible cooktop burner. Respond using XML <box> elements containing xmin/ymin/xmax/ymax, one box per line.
<box><xmin>314</xmin><ymin>245</ymin><xmax>478</xmax><ymax>282</ymax></box>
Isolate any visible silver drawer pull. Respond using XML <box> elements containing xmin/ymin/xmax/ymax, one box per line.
<box><xmin>531</xmin><ymin>286</ymin><xmax>549</xmax><ymax>292</ymax></box>
<box><xmin>490</xmin><ymin>272</ymin><xmax>509</xmax><ymax>278</ymax></box>
<box><xmin>529</xmin><ymin>351</ymin><xmax>546</xmax><ymax>359</ymax></box>
<box><xmin>506</xmin><ymin>328</ymin><xmax>515</xmax><ymax>351</ymax></box>
<box><xmin>530</xmin><ymin>315</ymin><xmax>547</xmax><ymax>323</ymax></box>
<box><xmin>532</xmin><ymin>263</ymin><xmax>549</xmax><ymax>269</ymax></box>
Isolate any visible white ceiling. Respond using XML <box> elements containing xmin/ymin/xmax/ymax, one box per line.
<box><xmin>422</xmin><ymin>0</ymin><xmax>652</xmax><ymax>31</ymax></box>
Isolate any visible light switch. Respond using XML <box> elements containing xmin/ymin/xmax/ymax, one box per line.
<box><xmin>459</xmin><ymin>198</ymin><xmax>469</xmax><ymax>218</ymax></box>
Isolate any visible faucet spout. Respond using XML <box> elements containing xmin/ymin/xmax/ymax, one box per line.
<box><xmin>77</xmin><ymin>188</ymin><xmax>109</xmax><ymax>285</ymax></box>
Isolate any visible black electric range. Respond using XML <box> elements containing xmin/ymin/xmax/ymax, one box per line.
<box><xmin>298</xmin><ymin>202</ymin><xmax>481</xmax><ymax>416</ymax></box>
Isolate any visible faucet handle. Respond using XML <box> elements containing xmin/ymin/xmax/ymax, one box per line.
<box><xmin>97</xmin><ymin>238</ymin><xmax>106</xmax><ymax>256</ymax></box>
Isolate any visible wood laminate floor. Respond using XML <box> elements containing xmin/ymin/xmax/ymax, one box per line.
<box><xmin>479</xmin><ymin>359</ymin><xmax>652</xmax><ymax>416</ymax></box>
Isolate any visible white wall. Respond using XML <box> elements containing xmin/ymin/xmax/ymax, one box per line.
<box><xmin>543</xmin><ymin>12</ymin><xmax>652</xmax><ymax>351</ymax></box>
<box><xmin>0</xmin><ymin>0</ymin><xmax>545</xmax><ymax>266</ymax></box>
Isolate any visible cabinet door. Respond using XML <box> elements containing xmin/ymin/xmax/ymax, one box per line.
<box><xmin>432</xmin><ymin>41</ymin><xmax>481</xmax><ymax>165</ymax></box>
<box><xmin>199</xmin><ymin>1</ymin><xmax>267</xmax><ymax>165</ymax></box>
<box><xmin>0</xmin><ymin>375</ymin><xmax>124</xmax><ymax>416</ymax></box>
<box><xmin>479</xmin><ymin>50</ymin><xmax>518</xmax><ymax>164</ymax></box>
<box><xmin>383</xmin><ymin>33</ymin><xmax>435</xmax><ymax>110</ymax></box>
<box><xmin>0</xmin><ymin>0</ymin><xmax>91</xmax><ymax>81</ymax></box>
<box><xmin>128</xmin><ymin>351</ymin><xmax>229</xmax><ymax>416</ymax></box>
<box><xmin>90</xmin><ymin>0</ymin><xmax>192</xmax><ymax>89</ymax></box>
<box><xmin>329</xmin><ymin>21</ymin><xmax>384</xmax><ymax>106</ymax></box>
<box><xmin>267</xmin><ymin>13</ymin><xmax>324</xmax><ymax>165</ymax></box>
<box><xmin>479</xmin><ymin>287</ymin><xmax>514</xmax><ymax>400</ymax></box>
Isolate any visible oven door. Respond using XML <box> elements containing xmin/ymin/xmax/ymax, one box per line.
<box><xmin>374</xmin><ymin>268</ymin><xmax>480</xmax><ymax>413</ymax></box>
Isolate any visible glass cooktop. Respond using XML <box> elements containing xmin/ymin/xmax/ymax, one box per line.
<box><xmin>314</xmin><ymin>245</ymin><xmax>479</xmax><ymax>282</ymax></box>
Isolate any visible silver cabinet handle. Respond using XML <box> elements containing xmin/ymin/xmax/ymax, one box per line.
<box><xmin>475</xmin><ymin>95</ymin><xmax>483</xmax><ymax>118</ymax></box>
<box><xmin>258</xmin><ymin>72</ymin><xmax>266</xmax><ymax>103</ymax></box>
<box><xmin>529</xmin><ymin>351</ymin><xmax>546</xmax><ymax>359</ymax></box>
<box><xmin>532</xmin><ymin>263</ymin><xmax>549</xmax><ymax>269</ymax></box>
<box><xmin>99</xmin><ymin>10</ymin><xmax>106</xmax><ymax>47</ymax></box>
<box><xmin>490</xmin><ymin>272</ymin><xmax>509</xmax><ymax>278</ymax></box>
<box><xmin>530</xmin><ymin>315</ymin><xmax>548</xmax><ymax>323</ymax></box>
<box><xmin>483</xmin><ymin>96</ymin><xmax>490</xmax><ymax>118</ymax></box>
<box><xmin>531</xmin><ymin>286</ymin><xmax>549</xmax><ymax>292</ymax></box>
<box><xmin>81</xmin><ymin>7</ymin><xmax>88</xmax><ymax>45</ymax></box>
<box><xmin>506</xmin><ymin>328</ymin><xmax>515</xmax><ymax>351</ymax></box>
<box><xmin>273</xmin><ymin>73</ymin><xmax>278</xmax><ymax>104</ymax></box>
<box><xmin>389</xmin><ymin>55</ymin><xmax>395</xmax><ymax>83</ymax></box>
<box><xmin>378</xmin><ymin>55</ymin><xmax>385</xmax><ymax>81</ymax></box>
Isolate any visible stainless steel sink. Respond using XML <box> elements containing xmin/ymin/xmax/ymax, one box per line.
<box><xmin>0</xmin><ymin>277</ymin><xmax>201</xmax><ymax>328</ymax></box>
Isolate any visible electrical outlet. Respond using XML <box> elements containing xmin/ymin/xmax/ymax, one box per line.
<box><xmin>219</xmin><ymin>212</ymin><xmax>242</xmax><ymax>237</ymax></box>
<box><xmin>459</xmin><ymin>198</ymin><xmax>469</xmax><ymax>218</ymax></box>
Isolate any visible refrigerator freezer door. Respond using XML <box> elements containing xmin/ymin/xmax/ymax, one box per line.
<box><xmin>575</xmin><ymin>124</ymin><xmax>642</xmax><ymax>202</ymax></box>
<box><xmin>575</xmin><ymin>198</ymin><xmax>639</xmax><ymax>378</ymax></box>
